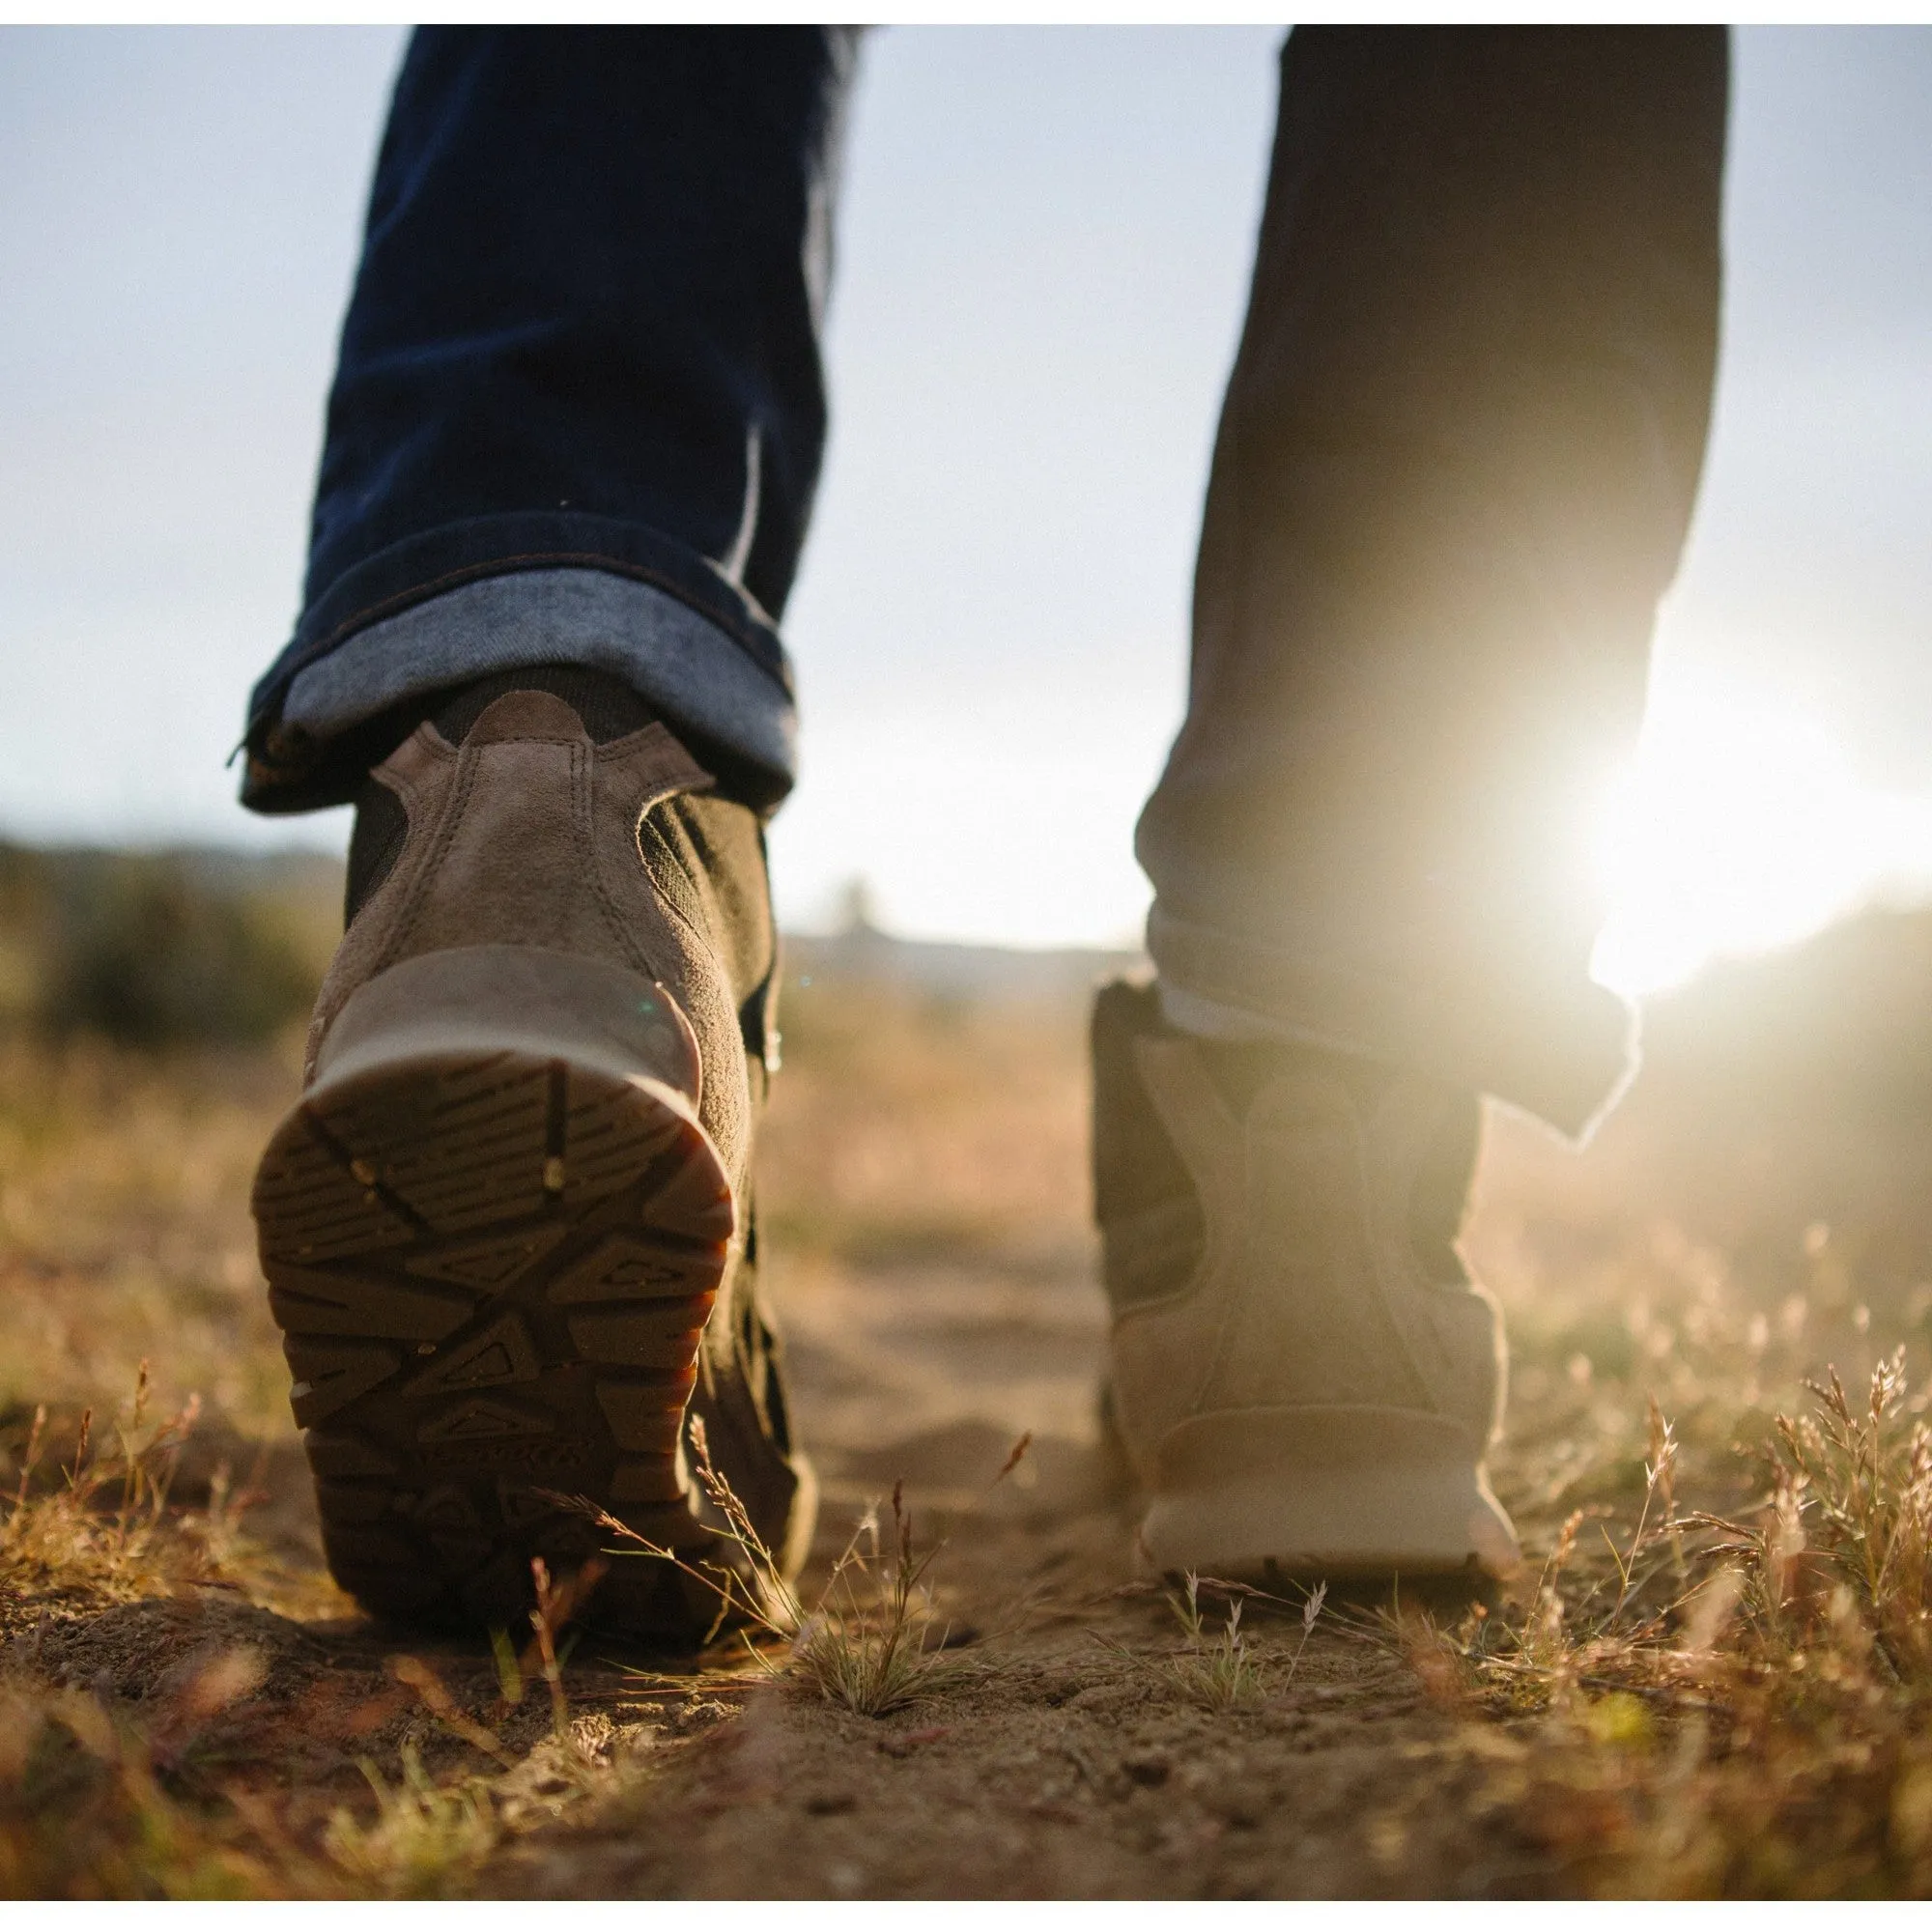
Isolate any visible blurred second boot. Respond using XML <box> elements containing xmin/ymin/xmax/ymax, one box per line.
<box><xmin>1092</xmin><ymin>978</ymin><xmax>1520</xmax><ymax>1582</ymax></box>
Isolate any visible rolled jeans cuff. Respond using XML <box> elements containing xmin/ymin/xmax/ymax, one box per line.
<box><xmin>240</xmin><ymin>512</ymin><xmax>797</xmax><ymax>814</ymax></box>
<box><xmin>1148</xmin><ymin>904</ymin><xmax>1637</xmax><ymax>1142</ymax></box>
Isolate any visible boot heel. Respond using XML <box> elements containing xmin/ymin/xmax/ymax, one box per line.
<box><xmin>1139</xmin><ymin>1405</ymin><xmax>1520</xmax><ymax>1580</ymax></box>
<box><xmin>253</xmin><ymin>946</ymin><xmax>742</xmax><ymax>1636</ymax></box>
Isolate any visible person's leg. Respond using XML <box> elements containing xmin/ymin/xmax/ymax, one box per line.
<box><xmin>1141</xmin><ymin>26</ymin><xmax>1727</xmax><ymax>1136</ymax></box>
<box><xmin>245</xmin><ymin>29</ymin><xmax>859</xmax><ymax>1639</ymax></box>
<box><xmin>242</xmin><ymin>25</ymin><xmax>860</xmax><ymax>818</ymax></box>
<box><xmin>1099</xmin><ymin>28</ymin><xmax>1728</xmax><ymax>1580</ymax></box>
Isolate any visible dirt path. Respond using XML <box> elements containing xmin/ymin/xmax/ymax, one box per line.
<box><xmin>471</xmin><ymin>1239</ymin><xmax>1537</xmax><ymax>1901</ymax></box>
<box><xmin>6</xmin><ymin>960</ymin><xmax>1925</xmax><ymax>1897</ymax></box>
<box><xmin>12</xmin><ymin>1241</ymin><xmax>1542</xmax><ymax>1900</ymax></box>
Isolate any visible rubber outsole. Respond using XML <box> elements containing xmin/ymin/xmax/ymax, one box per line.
<box><xmin>252</xmin><ymin>1043</ymin><xmax>738</xmax><ymax>1639</ymax></box>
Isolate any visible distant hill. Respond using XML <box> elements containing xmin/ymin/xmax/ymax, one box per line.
<box><xmin>1640</xmin><ymin>903</ymin><xmax>1932</xmax><ymax>1117</ymax></box>
<box><xmin>794</xmin><ymin>901</ymin><xmax>1932</xmax><ymax>1104</ymax></box>
<box><xmin>1548</xmin><ymin>904</ymin><xmax>1932</xmax><ymax>1311</ymax></box>
<box><xmin>0</xmin><ymin>838</ymin><xmax>1143</xmax><ymax>1045</ymax></box>
<box><xmin>785</xmin><ymin>922</ymin><xmax>1142</xmax><ymax>1008</ymax></box>
<box><xmin>14</xmin><ymin>831</ymin><xmax>1932</xmax><ymax>1109</ymax></box>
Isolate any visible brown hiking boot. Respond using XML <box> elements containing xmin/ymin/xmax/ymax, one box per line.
<box><xmin>1092</xmin><ymin>980</ymin><xmax>1520</xmax><ymax>1583</ymax></box>
<box><xmin>252</xmin><ymin>684</ymin><xmax>813</xmax><ymax>1640</ymax></box>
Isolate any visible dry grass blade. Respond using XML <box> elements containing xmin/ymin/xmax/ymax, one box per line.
<box><xmin>0</xmin><ymin>1365</ymin><xmax>225</xmax><ymax>1605</ymax></box>
<box><xmin>1162</xmin><ymin>1573</ymin><xmax>1265</xmax><ymax>1710</ymax></box>
<box><xmin>388</xmin><ymin>1655</ymin><xmax>518</xmax><ymax>1772</ymax></box>
<box><xmin>785</xmin><ymin>1476</ymin><xmax>979</xmax><ymax>1717</ymax></box>
<box><xmin>1283</xmin><ymin>1578</ymin><xmax>1328</xmax><ymax>1687</ymax></box>
<box><xmin>550</xmin><ymin>1420</ymin><xmax>1028</xmax><ymax>1718</ymax></box>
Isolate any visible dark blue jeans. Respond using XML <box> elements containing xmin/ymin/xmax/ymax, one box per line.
<box><xmin>242</xmin><ymin>26</ymin><xmax>1728</xmax><ymax>1136</ymax></box>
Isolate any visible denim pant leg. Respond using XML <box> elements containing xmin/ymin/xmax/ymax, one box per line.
<box><xmin>240</xmin><ymin>26</ymin><xmax>861</xmax><ymax>817</ymax></box>
<box><xmin>1138</xmin><ymin>27</ymin><xmax>1730</xmax><ymax>1137</ymax></box>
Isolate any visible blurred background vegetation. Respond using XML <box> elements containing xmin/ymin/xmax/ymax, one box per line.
<box><xmin>0</xmin><ymin>843</ymin><xmax>339</xmax><ymax>1048</ymax></box>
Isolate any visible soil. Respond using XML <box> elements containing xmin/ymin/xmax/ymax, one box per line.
<box><xmin>9</xmin><ymin>957</ymin><xmax>1911</xmax><ymax>1897</ymax></box>
<box><xmin>7</xmin><ymin>1238</ymin><xmax>1553</xmax><ymax>1899</ymax></box>
<box><xmin>4</xmin><ymin>1147</ymin><xmax>1581</xmax><ymax>1901</ymax></box>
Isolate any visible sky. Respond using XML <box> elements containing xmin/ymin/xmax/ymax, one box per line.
<box><xmin>3</xmin><ymin>27</ymin><xmax>1931</xmax><ymax>989</ymax></box>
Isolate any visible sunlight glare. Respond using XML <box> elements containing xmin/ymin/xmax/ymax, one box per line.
<box><xmin>1590</xmin><ymin>674</ymin><xmax>1932</xmax><ymax>1000</ymax></box>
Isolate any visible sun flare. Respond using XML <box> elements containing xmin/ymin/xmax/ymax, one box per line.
<box><xmin>1590</xmin><ymin>673</ymin><xmax>1932</xmax><ymax>1001</ymax></box>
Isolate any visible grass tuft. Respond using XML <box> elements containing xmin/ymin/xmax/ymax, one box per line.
<box><xmin>783</xmin><ymin>1478</ymin><xmax>980</xmax><ymax>1718</ymax></box>
<box><xmin>1162</xmin><ymin>1574</ymin><xmax>1264</xmax><ymax>1711</ymax></box>
<box><xmin>323</xmin><ymin>1746</ymin><xmax>497</xmax><ymax>1898</ymax></box>
<box><xmin>1152</xmin><ymin>1575</ymin><xmax>1325</xmax><ymax>1712</ymax></box>
<box><xmin>0</xmin><ymin>1364</ymin><xmax>243</xmax><ymax>1605</ymax></box>
<box><xmin>1390</xmin><ymin>1348</ymin><xmax>1932</xmax><ymax>1893</ymax></box>
<box><xmin>566</xmin><ymin>1419</ymin><xmax>1028</xmax><ymax>1719</ymax></box>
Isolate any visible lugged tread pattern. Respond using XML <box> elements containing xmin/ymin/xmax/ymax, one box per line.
<box><xmin>253</xmin><ymin>1048</ymin><xmax>736</xmax><ymax>1639</ymax></box>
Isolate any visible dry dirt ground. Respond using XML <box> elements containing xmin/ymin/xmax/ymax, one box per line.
<box><xmin>4</xmin><ymin>953</ymin><xmax>1932</xmax><ymax>1898</ymax></box>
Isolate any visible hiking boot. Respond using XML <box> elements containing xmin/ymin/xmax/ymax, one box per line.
<box><xmin>251</xmin><ymin>677</ymin><xmax>813</xmax><ymax>1640</ymax></box>
<box><xmin>1092</xmin><ymin>979</ymin><xmax>1520</xmax><ymax>1582</ymax></box>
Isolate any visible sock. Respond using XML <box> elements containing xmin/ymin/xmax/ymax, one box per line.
<box><xmin>429</xmin><ymin>665</ymin><xmax>656</xmax><ymax>747</ymax></box>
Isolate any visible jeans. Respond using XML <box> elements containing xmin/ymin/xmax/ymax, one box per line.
<box><xmin>241</xmin><ymin>25</ymin><xmax>1729</xmax><ymax>1138</ymax></box>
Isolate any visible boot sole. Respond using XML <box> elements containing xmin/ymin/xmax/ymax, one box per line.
<box><xmin>252</xmin><ymin>946</ymin><xmax>744</xmax><ymax>1639</ymax></box>
<box><xmin>1137</xmin><ymin>1405</ymin><xmax>1521</xmax><ymax>1582</ymax></box>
